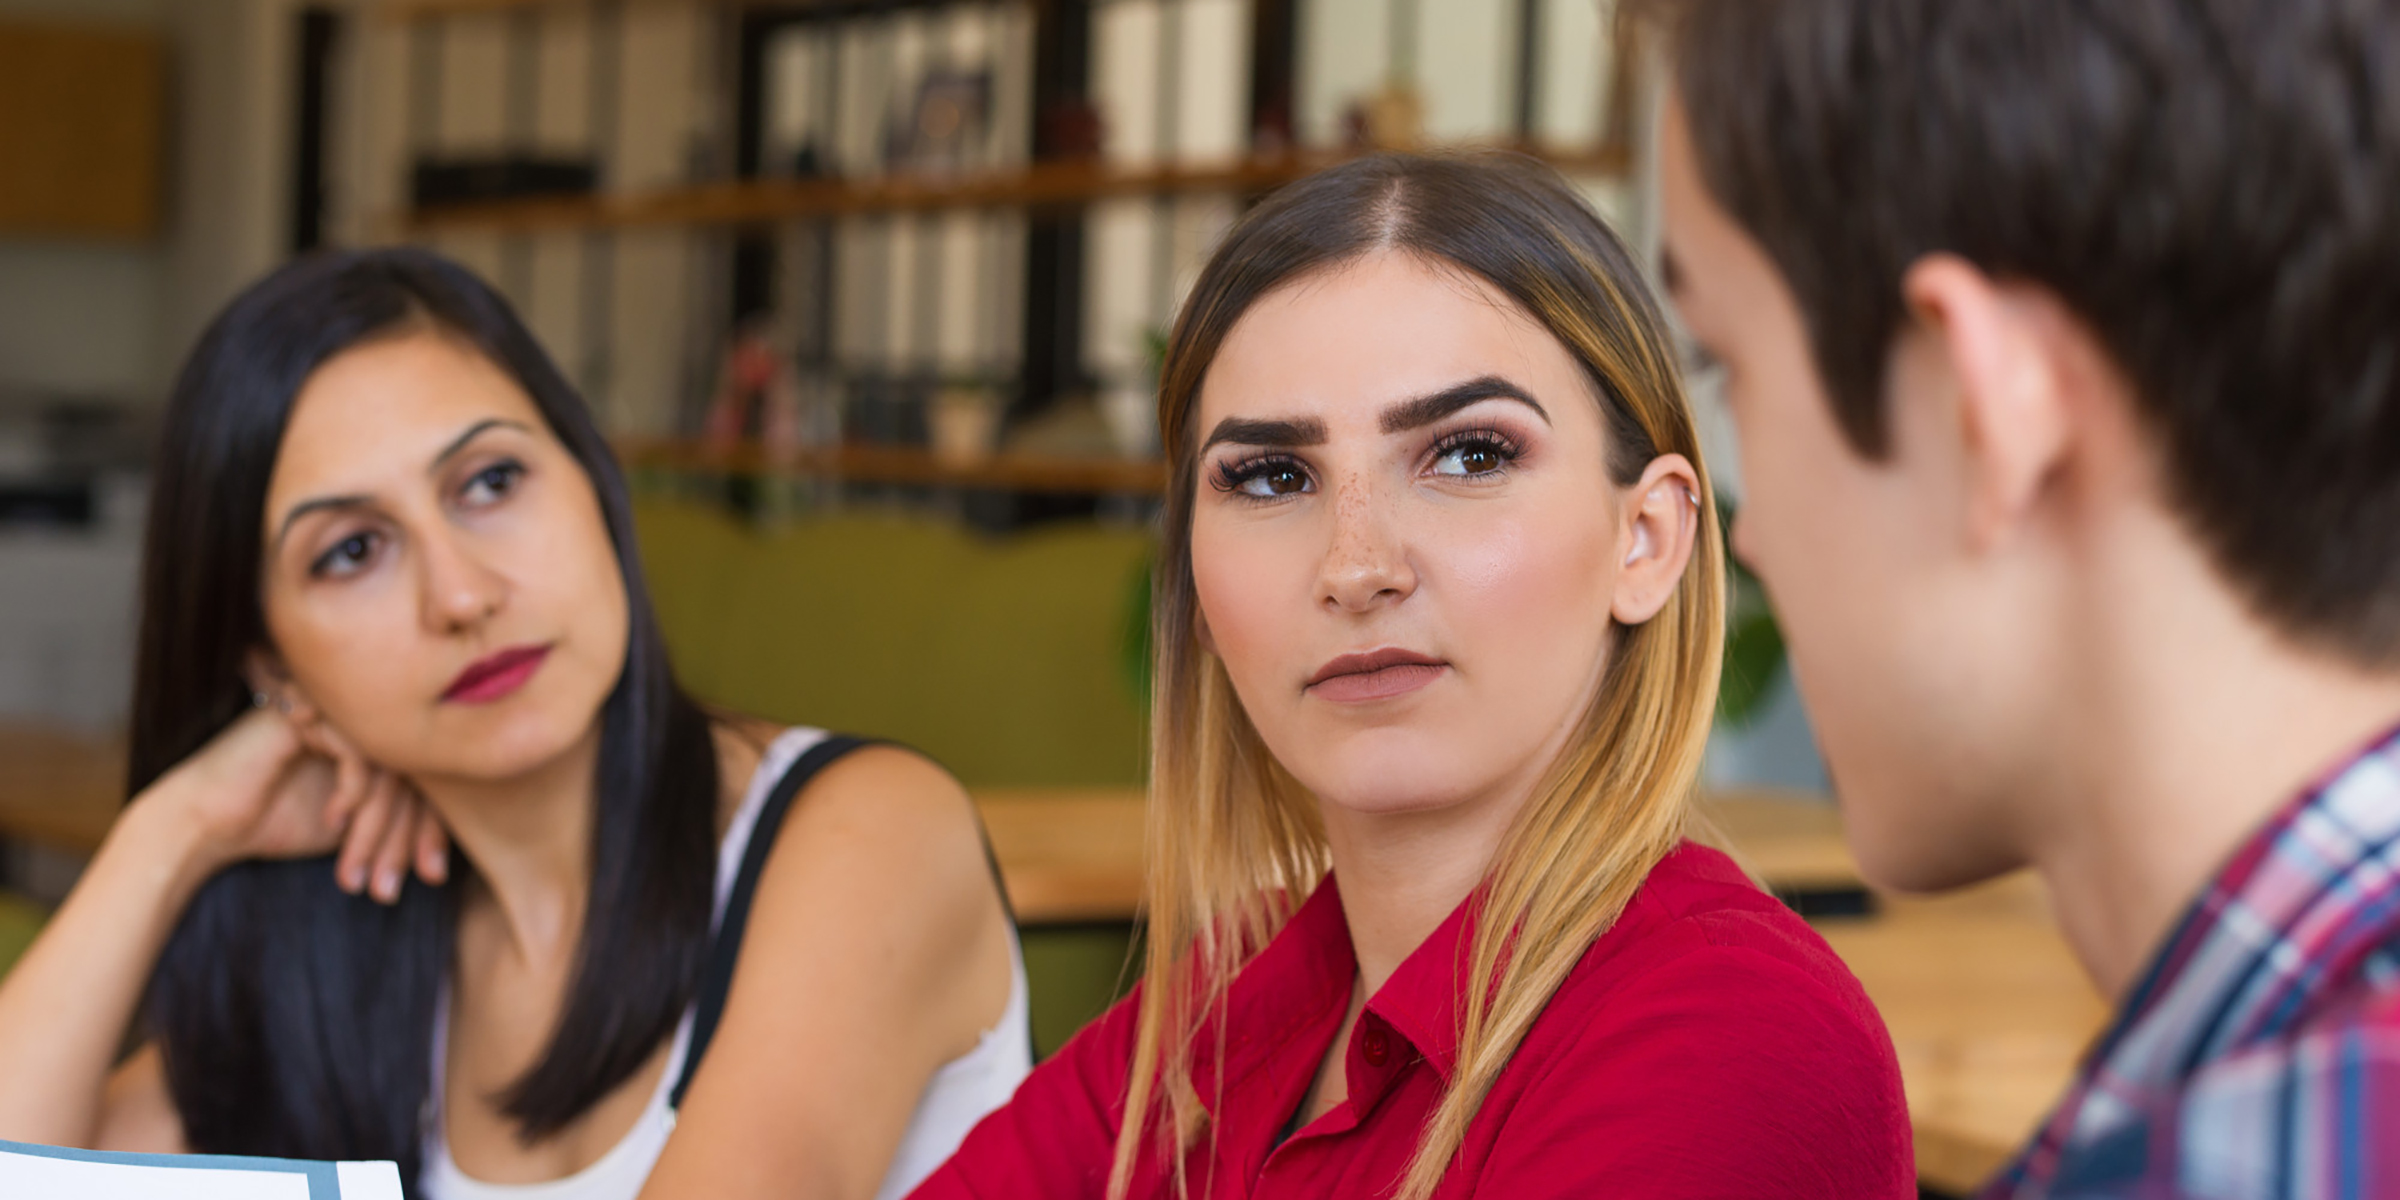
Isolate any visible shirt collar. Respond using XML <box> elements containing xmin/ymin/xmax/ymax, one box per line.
<box><xmin>1195</xmin><ymin>872</ymin><xmax>1483</xmax><ymax>1107</ymax></box>
<box><xmin>1190</xmin><ymin>874</ymin><xmax>1355</xmax><ymax>1110</ymax></box>
<box><xmin>1361</xmin><ymin>882</ymin><xmax>1482</xmax><ymax>1084</ymax></box>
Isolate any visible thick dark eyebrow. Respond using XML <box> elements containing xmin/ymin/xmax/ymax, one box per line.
<box><xmin>1200</xmin><ymin>416</ymin><xmax>1328</xmax><ymax>453</ymax></box>
<box><xmin>272</xmin><ymin>418</ymin><xmax>531</xmax><ymax>552</ymax></box>
<box><xmin>431</xmin><ymin>417</ymin><xmax>529</xmax><ymax>470</ymax></box>
<box><xmin>273</xmin><ymin>494</ymin><xmax>372</xmax><ymax>553</ymax></box>
<box><xmin>1379</xmin><ymin>375</ymin><xmax>1550</xmax><ymax>433</ymax></box>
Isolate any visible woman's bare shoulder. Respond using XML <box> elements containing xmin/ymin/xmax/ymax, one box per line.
<box><xmin>94</xmin><ymin>1045</ymin><xmax>187</xmax><ymax>1154</ymax></box>
<box><xmin>706</xmin><ymin>712</ymin><xmax>787</xmax><ymax>830</ymax></box>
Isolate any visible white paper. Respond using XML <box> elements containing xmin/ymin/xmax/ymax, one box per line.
<box><xmin>337</xmin><ymin>1160</ymin><xmax>405</xmax><ymax>1200</ymax></box>
<box><xmin>0</xmin><ymin>1148</ymin><xmax>312</xmax><ymax>1200</ymax></box>
<box><xmin>0</xmin><ymin>1142</ymin><xmax>402</xmax><ymax>1200</ymax></box>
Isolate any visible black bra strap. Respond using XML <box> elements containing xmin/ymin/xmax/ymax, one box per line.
<box><xmin>669</xmin><ymin>734</ymin><xmax>870</xmax><ymax>1112</ymax></box>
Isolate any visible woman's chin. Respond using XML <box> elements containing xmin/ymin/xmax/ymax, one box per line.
<box><xmin>399</xmin><ymin>707</ymin><xmax>600</xmax><ymax>787</ymax></box>
<box><xmin>1299</xmin><ymin>758</ymin><xmax>1494</xmax><ymax>822</ymax></box>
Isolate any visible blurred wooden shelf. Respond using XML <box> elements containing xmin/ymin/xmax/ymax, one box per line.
<box><xmin>404</xmin><ymin>146</ymin><xmax>1633</xmax><ymax>236</ymax></box>
<box><xmin>378</xmin><ymin>0</ymin><xmax>713</xmax><ymax>19</ymax></box>
<box><xmin>619</xmin><ymin>439</ymin><xmax>1167</xmax><ymax>495</ymax></box>
<box><xmin>383</xmin><ymin>0</ymin><xmax>866</xmax><ymax>17</ymax></box>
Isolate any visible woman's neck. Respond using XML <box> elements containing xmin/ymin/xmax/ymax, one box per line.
<box><xmin>1319</xmin><ymin>785</ymin><xmax>1525</xmax><ymax>997</ymax></box>
<box><xmin>417</xmin><ymin>724</ymin><xmax>602</xmax><ymax>966</ymax></box>
<box><xmin>1319</xmin><ymin>687</ymin><xmax>1596</xmax><ymax>995</ymax></box>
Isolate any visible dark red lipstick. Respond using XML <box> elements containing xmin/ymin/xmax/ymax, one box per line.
<box><xmin>1305</xmin><ymin>647</ymin><xmax>1448</xmax><ymax>703</ymax></box>
<box><xmin>442</xmin><ymin>644</ymin><xmax>551</xmax><ymax>704</ymax></box>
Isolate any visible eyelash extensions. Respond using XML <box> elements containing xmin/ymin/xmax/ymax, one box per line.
<box><xmin>1204</xmin><ymin>426</ymin><xmax>1527</xmax><ymax>500</ymax></box>
<box><xmin>1208</xmin><ymin>453</ymin><xmax>1310</xmax><ymax>496</ymax></box>
<box><xmin>1425</xmin><ymin>428</ymin><xmax>1524</xmax><ymax>476</ymax></box>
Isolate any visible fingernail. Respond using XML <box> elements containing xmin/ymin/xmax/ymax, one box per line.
<box><xmin>342</xmin><ymin>865</ymin><xmax>366</xmax><ymax>893</ymax></box>
<box><xmin>375</xmin><ymin>869</ymin><xmax>400</xmax><ymax>903</ymax></box>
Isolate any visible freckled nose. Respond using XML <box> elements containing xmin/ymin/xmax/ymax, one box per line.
<box><xmin>1318</xmin><ymin>475</ymin><xmax>1415</xmax><ymax>613</ymax></box>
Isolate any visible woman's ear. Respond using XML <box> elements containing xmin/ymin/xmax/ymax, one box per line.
<box><xmin>245</xmin><ymin>648</ymin><xmax>369</xmax><ymax>765</ymax></box>
<box><xmin>1611</xmin><ymin>454</ymin><xmax>1703</xmax><ymax>627</ymax></box>
<box><xmin>242</xmin><ymin>648</ymin><xmax>318</xmax><ymax>723</ymax></box>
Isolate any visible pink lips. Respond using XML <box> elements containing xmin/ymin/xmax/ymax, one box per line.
<box><xmin>442</xmin><ymin>644</ymin><xmax>551</xmax><ymax>704</ymax></box>
<box><xmin>1305</xmin><ymin>647</ymin><xmax>1449</xmax><ymax>703</ymax></box>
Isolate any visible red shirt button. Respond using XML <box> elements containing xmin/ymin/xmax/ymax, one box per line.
<box><xmin>1360</xmin><ymin>1029</ymin><xmax>1390</xmax><ymax>1066</ymax></box>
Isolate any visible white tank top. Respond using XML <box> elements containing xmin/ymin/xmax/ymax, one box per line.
<box><xmin>421</xmin><ymin>727</ymin><xmax>1032</xmax><ymax>1200</ymax></box>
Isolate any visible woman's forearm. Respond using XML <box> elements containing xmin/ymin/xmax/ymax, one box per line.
<box><xmin>0</xmin><ymin>789</ymin><xmax>217</xmax><ymax>1145</ymax></box>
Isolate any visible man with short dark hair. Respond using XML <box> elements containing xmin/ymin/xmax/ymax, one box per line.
<box><xmin>1648</xmin><ymin>1</ymin><xmax>2400</xmax><ymax>1195</ymax></box>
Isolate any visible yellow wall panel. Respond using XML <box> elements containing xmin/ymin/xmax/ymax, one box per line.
<box><xmin>0</xmin><ymin>22</ymin><xmax>165</xmax><ymax>240</ymax></box>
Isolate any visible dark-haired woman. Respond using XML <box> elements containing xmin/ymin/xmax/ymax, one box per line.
<box><xmin>0</xmin><ymin>249</ymin><xmax>1029</xmax><ymax>1200</ymax></box>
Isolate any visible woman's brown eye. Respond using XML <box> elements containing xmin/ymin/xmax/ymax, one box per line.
<box><xmin>463</xmin><ymin>460</ymin><xmax>525</xmax><ymax>505</ymax></box>
<box><xmin>312</xmin><ymin>532</ymin><xmax>377</xmax><ymax>578</ymax></box>
<box><xmin>1433</xmin><ymin>441</ymin><xmax>1512</xmax><ymax>477</ymax></box>
<box><xmin>1220</xmin><ymin>457</ymin><xmax>1314</xmax><ymax>498</ymax></box>
<box><xmin>1238</xmin><ymin>458</ymin><xmax>1315</xmax><ymax>496</ymax></box>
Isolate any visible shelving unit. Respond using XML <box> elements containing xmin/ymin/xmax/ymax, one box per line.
<box><xmin>408</xmin><ymin>143</ymin><xmax>1632</xmax><ymax>234</ymax></box>
<box><xmin>379</xmin><ymin>0</ymin><xmax>682</xmax><ymax>18</ymax></box>
<box><xmin>619</xmin><ymin>438</ymin><xmax>1168</xmax><ymax>493</ymax></box>
<box><xmin>375</xmin><ymin>0</ymin><xmax>1641</xmax><ymax>506</ymax></box>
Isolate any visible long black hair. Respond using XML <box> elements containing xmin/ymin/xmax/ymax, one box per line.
<box><xmin>129</xmin><ymin>248</ymin><xmax>720</xmax><ymax>1187</ymax></box>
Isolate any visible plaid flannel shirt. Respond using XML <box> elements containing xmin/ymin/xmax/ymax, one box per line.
<box><xmin>1983</xmin><ymin>721</ymin><xmax>2400</xmax><ymax>1200</ymax></box>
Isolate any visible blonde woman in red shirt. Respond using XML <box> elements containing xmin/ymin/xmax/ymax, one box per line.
<box><xmin>913</xmin><ymin>153</ymin><xmax>1912</xmax><ymax>1199</ymax></box>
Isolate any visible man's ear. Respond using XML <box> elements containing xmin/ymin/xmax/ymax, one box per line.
<box><xmin>1898</xmin><ymin>255</ymin><xmax>2075</xmax><ymax>552</ymax></box>
<box><xmin>1611</xmin><ymin>453</ymin><xmax>1704</xmax><ymax>627</ymax></box>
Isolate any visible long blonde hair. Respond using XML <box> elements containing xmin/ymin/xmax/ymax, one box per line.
<box><xmin>1113</xmin><ymin>153</ymin><xmax>1725</xmax><ymax>1200</ymax></box>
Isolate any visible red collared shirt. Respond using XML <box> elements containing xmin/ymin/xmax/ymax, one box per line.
<box><xmin>913</xmin><ymin>842</ymin><xmax>1913</xmax><ymax>1199</ymax></box>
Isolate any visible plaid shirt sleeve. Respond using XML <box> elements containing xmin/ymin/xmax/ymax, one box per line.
<box><xmin>2077</xmin><ymin>987</ymin><xmax>2400</xmax><ymax>1200</ymax></box>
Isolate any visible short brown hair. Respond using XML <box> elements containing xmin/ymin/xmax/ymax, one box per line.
<box><xmin>1655</xmin><ymin>0</ymin><xmax>2400</xmax><ymax>666</ymax></box>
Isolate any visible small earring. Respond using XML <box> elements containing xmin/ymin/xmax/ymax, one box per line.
<box><xmin>251</xmin><ymin>690</ymin><xmax>269</xmax><ymax>709</ymax></box>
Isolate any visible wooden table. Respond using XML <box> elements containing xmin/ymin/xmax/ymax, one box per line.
<box><xmin>0</xmin><ymin>730</ymin><xmax>1138</xmax><ymax>917</ymax></box>
<box><xmin>0</xmin><ymin>736</ymin><xmax>1868</xmax><ymax>927</ymax></box>
<box><xmin>971</xmin><ymin>787</ymin><xmax>1146</xmax><ymax>925</ymax></box>
<box><xmin>971</xmin><ymin>785</ymin><xmax>1877</xmax><ymax>924</ymax></box>
<box><xmin>1691</xmin><ymin>787</ymin><xmax>2108</xmax><ymax>1190</ymax></box>
<box><xmin>0</xmin><ymin>730</ymin><xmax>1155</xmax><ymax>923</ymax></box>
<box><xmin>0</xmin><ymin>723</ymin><xmax>121</xmax><ymax>857</ymax></box>
<box><xmin>1823</xmin><ymin>873</ymin><xmax>2107</xmax><ymax>1194</ymax></box>
<box><xmin>1694</xmin><ymin>787</ymin><xmax>1872</xmax><ymax>898</ymax></box>
<box><xmin>2</xmin><ymin>724</ymin><xmax>2102</xmax><ymax>1192</ymax></box>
